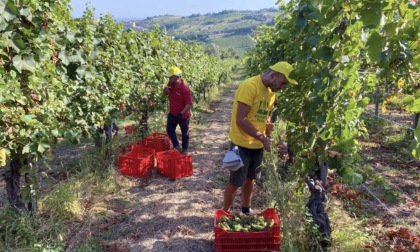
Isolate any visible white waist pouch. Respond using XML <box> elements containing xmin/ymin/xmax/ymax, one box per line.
<box><xmin>222</xmin><ymin>146</ymin><xmax>243</xmax><ymax>171</ymax></box>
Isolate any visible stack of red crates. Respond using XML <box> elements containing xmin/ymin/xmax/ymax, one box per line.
<box><xmin>118</xmin><ymin>146</ymin><xmax>155</xmax><ymax>178</ymax></box>
<box><xmin>214</xmin><ymin>208</ymin><xmax>281</xmax><ymax>252</ymax></box>
<box><xmin>118</xmin><ymin>132</ymin><xmax>189</xmax><ymax>179</ymax></box>
<box><xmin>143</xmin><ymin>133</ymin><xmax>170</xmax><ymax>152</ymax></box>
<box><xmin>156</xmin><ymin>150</ymin><xmax>193</xmax><ymax>179</ymax></box>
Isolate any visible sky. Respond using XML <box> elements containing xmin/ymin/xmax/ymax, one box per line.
<box><xmin>70</xmin><ymin>0</ymin><xmax>279</xmax><ymax>20</ymax></box>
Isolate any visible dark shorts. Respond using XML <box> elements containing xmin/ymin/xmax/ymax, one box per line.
<box><xmin>229</xmin><ymin>143</ymin><xmax>264</xmax><ymax>187</ymax></box>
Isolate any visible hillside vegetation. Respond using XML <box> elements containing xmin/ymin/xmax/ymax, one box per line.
<box><xmin>126</xmin><ymin>9</ymin><xmax>280</xmax><ymax>56</ymax></box>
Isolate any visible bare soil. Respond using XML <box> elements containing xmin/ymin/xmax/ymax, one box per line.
<box><xmin>332</xmin><ymin>105</ymin><xmax>420</xmax><ymax>250</ymax></box>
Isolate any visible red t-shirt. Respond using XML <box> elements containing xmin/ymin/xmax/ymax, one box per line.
<box><xmin>168</xmin><ymin>79</ymin><xmax>193</xmax><ymax>119</ymax></box>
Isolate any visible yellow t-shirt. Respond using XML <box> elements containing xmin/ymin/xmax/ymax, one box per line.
<box><xmin>229</xmin><ymin>75</ymin><xmax>275</xmax><ymax>149</ymax></box>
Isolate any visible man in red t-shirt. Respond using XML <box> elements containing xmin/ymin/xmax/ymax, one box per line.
<box><xmin>163</xmin><ymin>66</ymin><xmax>193</xmax><ymax>154</ymax></box>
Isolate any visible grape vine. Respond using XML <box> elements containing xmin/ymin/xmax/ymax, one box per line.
<box><xmin>0</xmin><ymin>0</ymin><xmax>235</xmax><ymax>211</ymax></box>
<box><xmin>246</xmin><ymin>0</ymin><xmax>419</xmax><ymax>180</ymax></box>
<box><xmin>246</xmin><ymin>0</ymin><xmax>419</xmax><ymax>243</ymax></box>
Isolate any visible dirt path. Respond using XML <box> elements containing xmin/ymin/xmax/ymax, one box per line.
<box><xmin>108</xmin><ymin>84</ymin><xmax>238</xmax><ymax>252</ymax></box>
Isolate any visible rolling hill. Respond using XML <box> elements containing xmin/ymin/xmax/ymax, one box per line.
<box><xmin>123</xmin><ymin>8</ymin><xmax>280</xmax><ymax>56</ymax></box>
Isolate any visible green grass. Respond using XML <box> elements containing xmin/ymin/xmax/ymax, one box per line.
<box><xmin>329</xmin><ymin>200</ymin><xmax>372</xmax><ymax>251</ymax></box>
<box><xmin>0</xmin><ymin>145</ymin><xmax>126</xmax><ymax>251</ymax></box>
<box><xmin>361</xmin><ymin>112</ymin><xmax>415</xmax><ymax>160</ymax></box>
<box><xmin>0</xmin><ymin>204</ymin><xmax>67</xmax><ymax>251</ymax></box>
<box><xmin>40</xmin><ymin>178</ymin><xmax>84</xmax><ymax>221</ymax></box>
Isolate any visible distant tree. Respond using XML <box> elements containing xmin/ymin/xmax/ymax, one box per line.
<box><xmin>219</xmin><ymin>10</ymin><xmax>238</xmax><ymax>15</ymax></box>
<box><xmin>165</xmin><ymin>23</ymin><xmax>180</xmax><ymax>30</ymax></box>
<box><xmin>220</xmin><ymin>48</ymin><xmax>236</xmax><ymax>59</ymax></box>
<box><xmin>204</xmin><ymin>43</ymin><xmax>221</xmax><ymax>58</ymax></box>
<box><xmin>227</xmin><ymin>48</ymin><xmax>236</xmax><ymax>58</ymax></box>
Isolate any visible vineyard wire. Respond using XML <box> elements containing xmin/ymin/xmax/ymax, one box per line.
<box><xmin>360</xmin><ymin>110</ymin><xmax>418</xmax><ymax>238</ymax></box>
<box><xmin>358</xmin><ymin>72</ymin><xmax>420</xmax><ymax>77</ymax></box>
<box><xmin>360</xmin><ymin>183</ymin><xmax>419</xmax><ymax>238</ymax></box>
<box><xmin>272</xmin><ymin>112</ymin><xmax>418</xmax><ymax>239</ymax></box>
<box><xmin>362</xmin><ymin>111</ymin><xmax>416</xmax><ymax>131</ymax></box>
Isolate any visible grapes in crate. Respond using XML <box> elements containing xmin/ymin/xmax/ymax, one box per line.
<box><xmin>217</xmin><ymin>212</ymin><xmax>275</xmax><ymax>232</ymax></box>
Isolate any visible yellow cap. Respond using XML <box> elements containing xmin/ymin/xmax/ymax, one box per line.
<box><xmin>269</xmin><ymin>62</ymin><xmax>298</xmax><ymax>85</ymax></box>
<box><xmin>166</xmin><ymin>66</ymin><xmax>182</xmax><ymax>77</ymax></box>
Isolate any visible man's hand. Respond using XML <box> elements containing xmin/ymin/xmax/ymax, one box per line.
<box><xmin>163</xmin><ymin>86</ymin><xmax>171</xmax><ymax>96</ymax></box>
<box><xmin>263</xmin><ymin>137</ymin><xmax>272</xmax><ymax>152</ymax></box>
<box><xmin>259</xmin><ymin>135</ymin><xmax>272</xmax><ymax>152</ymax></box>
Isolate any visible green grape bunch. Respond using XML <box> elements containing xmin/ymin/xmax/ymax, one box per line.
<box><xmin>217</xmin><ymin>212</ymin><xmax>275</xmax><ymax>232</ymax></box>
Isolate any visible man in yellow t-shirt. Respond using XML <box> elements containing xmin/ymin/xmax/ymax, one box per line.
<box><xmin>222</xmin><ymin>61</ymin><xmax>298</xmax><ymax>214</ymax></box>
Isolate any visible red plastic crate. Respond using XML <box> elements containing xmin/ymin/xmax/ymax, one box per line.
<box><xmin>124</xmin><ymin>125</ymin><xmax>139</xmax><ymax>135</ymax></box>
<box><xmin>118</xmin><ymin>147</ymin><xmax>155</xmax><ymax>178</ymax></box>
<box><xmin>156</xmin><ymin>150</ymin><xmax>193</xmax><ymax>179</ymax></box>
<box><xmin>119</xmin><ymin>139</ymin><xmax>144</xmax><ymax>156</ymax></box>
<box><xmin>129</xmin><ymin>139</ymin><xmax>144</xmax><ymax>149</ymax></box>
<box><xmin>214</xmin><ymin>208</ymin><xmax>281</xmax><ymax>252</ymax></box>
<box><xmin>150</xmin><ymin>132</ymin><xmax>170</xmax><ymax>139</ymax></box>
<box><xmin>143</xmin><ymin>133</ymin><xmax>170</xmax><ymax>152</ymax></box>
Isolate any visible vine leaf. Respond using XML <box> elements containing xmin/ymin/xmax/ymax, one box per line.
<box><xmin>22</xmin><ymin>143</ymin><xmax>34</xmax><ymax>154</ymax></box>
<box><xmin>13</xmin><ymin>55</ymin><xmax>36</xmax><ymax>73</ymax></box>
<box><xmin>306</xmin><ymin>34</ymin><xmax>319</xmax><ymax>47</ymax></box>
<box><xmin>342</xmin><ymin>170</ymin><xmax>364</xmax><ymax>185</ymax></box>
<box><xmin>2</xmin><ymin>1</ymin><xmax>17</xmax><ymax>22</ymax></box>
<box><xmin>12</xmin><ymin>36</ymin><xmax>26</xmax><ymax>52</ymax></box>
<box><xmin>295</xmin><ymin>15</ymin><xmax>307</xmax><ymax>30</ymax></box>
<box><xmin>58</xmin><ymin>52</ymin><xmax>69</xmax><ymax>66</ymax></box>
<box><xmin>3</xmin><ymin>35</ymin><xmax>25</xmax><ymax>53</ymax></box>
<box><xmin>21</xmin><ymin>114</ymin><xmax>38</xmax><ymax>126</ymax></box>
<box><xmin>360</xmin><ymin>2</ymin><xmax>383</xmax><ymax>28</ymax></box>
<box><xmin>412</xmin><ymin>98</ymin><xmax>420</xmax><ymax>113</ymax></box>
<box><xmin>19</xmin><ymin>8</ymin><xmax>32</xmax><ymax>21</ymax></box>
<box><xmin>366</xmin><ymin>32</ymin><xmax>384</xmax><ymax>62</ymax></box>
<box><xmin>0</xmin><ymin>0</ymin><xmax>6</xmax><ymax>13</ymax></box>
<box><xmin>383</xmin><ymin>22</ymin><xmax>398</xmax><ymax>36</ymax></box>
<box><xmin>414</xmin><ymin>54</ymin><xmax>420</xmax><ymax>69</ymax></box>
<box><xmin>37</xmin><ymin>142</ymin><xmax>50</xmax><ymax>154</ymax></box>
<box><xmin>319</xmin><ymin>46</ymin><xmax>334</xmax><ymax>62</ymax></box>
